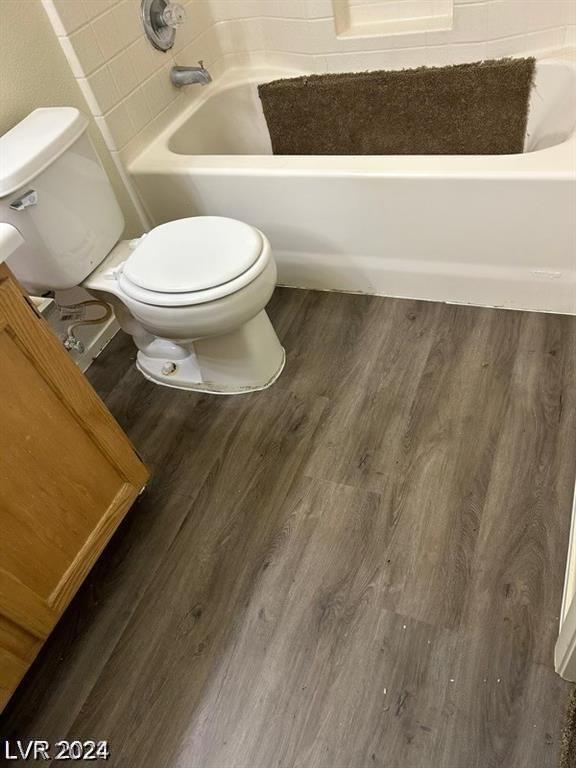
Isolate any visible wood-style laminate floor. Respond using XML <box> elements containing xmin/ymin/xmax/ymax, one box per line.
<box><xmin>2</xmin><ymin>289</ymin><xmax>576</xmax><ymax>768</ymax></box>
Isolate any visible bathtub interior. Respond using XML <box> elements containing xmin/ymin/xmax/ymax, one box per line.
<box><xmin>167</xmin><ymin>60</ymin><xmax>576</xmax><ymax>157</ymax></box>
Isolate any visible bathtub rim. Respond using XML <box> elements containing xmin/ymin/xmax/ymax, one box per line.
<box><xmin>128</xmin><ymin>55</ymin><xmax>576</xmax><ymax>179</ymax></box>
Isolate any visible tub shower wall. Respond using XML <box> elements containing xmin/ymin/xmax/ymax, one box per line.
<box><xmin>131</xmin><ymin>58</ymin><xmax>576</xmax><ymax>315</ymax></box>
<box><xmin>41</xmin><ymin>0</ymin><xmax>576</xmax><ymax>162</ymax></box>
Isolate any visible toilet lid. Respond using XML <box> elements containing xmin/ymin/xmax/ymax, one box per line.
<box><xmin>123</xmin><ymin>217</ymin><xmax>263</xmax><ymax>294</ymax></box>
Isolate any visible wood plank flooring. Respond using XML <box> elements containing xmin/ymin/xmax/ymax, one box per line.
<box><xmin>1</xmin><ymin>288</ymin><xmax>575</xmax><ymax>768</ymax></box>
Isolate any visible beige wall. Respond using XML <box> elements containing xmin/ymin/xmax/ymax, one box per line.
<box><xmin>0</xmin><ymin>0</ymin><xmax>143</xmax><ymax>238</ymax></box>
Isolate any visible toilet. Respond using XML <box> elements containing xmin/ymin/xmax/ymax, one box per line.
<box><xmin>0</xmin><ymin>107</ymin><xmax>285</xmax><ymax>394</ymax></box>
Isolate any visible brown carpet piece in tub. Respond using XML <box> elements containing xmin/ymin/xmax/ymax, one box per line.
<box><xmin>258</xmin><ymin>57</ymin><xmax>536</xmax><ymax>156</ymax></box>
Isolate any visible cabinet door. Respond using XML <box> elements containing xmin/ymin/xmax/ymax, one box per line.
<box><xmin>0</xmin><ymin>266</ymin><xmax>148</xmax><ymax>708</ymax></box>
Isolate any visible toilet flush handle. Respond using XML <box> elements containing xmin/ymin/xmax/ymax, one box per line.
<box><xmin>9</xmin><ymin>189</ymin><xmax>38</xmax><ymax>211</ymax></box>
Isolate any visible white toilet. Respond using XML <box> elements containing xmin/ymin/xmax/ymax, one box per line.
<box><xmin>0</xmin><ymin>107</ymin><xmax>285</xmax><ymax>394</ymax></box>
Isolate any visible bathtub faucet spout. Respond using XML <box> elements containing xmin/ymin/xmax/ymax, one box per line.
<box><xmin>170</xmin><ymin>61</ymin><xmax>212</xmax><ymax>87</ymax></box>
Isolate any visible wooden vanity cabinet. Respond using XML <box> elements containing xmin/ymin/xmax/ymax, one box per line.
<box><xmin>0</xmin><ymin>264</ymin><xmax>148</xmax><ymax>710</ymax></box>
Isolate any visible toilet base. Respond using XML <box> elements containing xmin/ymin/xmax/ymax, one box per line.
<box><xmin>136</xmin><ymin>349</ymin><xmax>285</xmax><ymax>394</ymax></box>
<box><xmin>134</xmin><ymin>310</ymin><xmax>285</xmax><ymax>394</ymax></box>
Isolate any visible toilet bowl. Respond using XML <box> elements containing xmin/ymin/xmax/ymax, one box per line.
<box><xmin>0</xmin><ymin>108</ymin><xmax>284</xmax><ymax>395</ymax></box>
<box><xmin>83</xmin><ymin>217</ymin><xmax>285</xmax><ymax>394</ymax></box>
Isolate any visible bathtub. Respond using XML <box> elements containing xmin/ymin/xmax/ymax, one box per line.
<box><xmin>130</xmin><ymin>56</ymin><xmax>576</xmax><ymax>314</ymax></box>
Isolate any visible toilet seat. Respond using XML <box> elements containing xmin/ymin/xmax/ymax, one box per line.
<box><xmin>118</xmin><ymin>216</ymin><xmax>270</xmax><ymax>307</ymax></box>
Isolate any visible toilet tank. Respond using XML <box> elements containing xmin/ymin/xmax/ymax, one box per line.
<box><xmin>0</xmin><ymin>108</ymin><xmax>124</xmax><ymax>293</ymax></box>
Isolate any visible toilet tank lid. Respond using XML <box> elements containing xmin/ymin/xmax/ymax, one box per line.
<box><xmin>0</xmin><ymin>107</ymin><xmax>89</xmax><ymax>197</ymax></box>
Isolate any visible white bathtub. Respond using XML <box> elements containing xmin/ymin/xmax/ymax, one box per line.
<box><xmin>130</xmin><ymin>56</ymin><xmax>576</xmax><ymax>314</ymax></box>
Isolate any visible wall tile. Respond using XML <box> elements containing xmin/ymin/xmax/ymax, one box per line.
<box><xmin>324</xmin><ymin>46</ymin><xmax>431</xmax><ymax>73</ymax></box>
<box><xmin>205</xmin><ymin>0</ymin><xmax>236</xmax><ymax>23</ymax></box>
<box><xmin>172</xmin><ymin>0</ymin><xmax>216</xmax><ymax>53</ymax></box>
<box><xmin>261</xmin><ymin>17</ymin><xmax>310</xmax><ymax>53</ymax></box>
<box><xmin>101</xmin><ymin>102</ymin><xmax>135</xmax><ymax>149</ymax></box>
<box><xmin>143</xmin><ymin>64</ymin><xmax>180</xmax><ymax>119</ymax></box>
<box><xmin>264</xmin><ymin>50</ymin><xmax>323</xmax><ymax>72</ymax></box>
<box><xmin>523</xmin><ymin>26</ymin><xmax>568</xmax><ymax>52</ymax></box>
<box><xmin>124</xmin><ymin>86</ymin><xmax>154</xmax><ymax>133</ymax></box>
<box><xmin>209</xmin><ymin>1</ymin><xmax>269</xmax><ymax>22</ymax></box>
<box><xmin>127</xmin><ymin>37</ymin><xmax>170</xmax><ymax>83</ymax></box>
<box><xmin>485</xmin><ymin>26</ymin><xmax>566</xmax><ymax>58</ymax></box>
<box><xmin>65</xmin><ymin>24</ymin><xmax>106</xmax><ymax>76</ymax></box>
<box><xmin>306</xmin><ymin>0</ymin><xmax>335</xmax><ymax>18</ymax></box>
<box><xmin>217</xmin><ymin>50</ymin><xmax>269</xmax><ymax>69</ymax></box>
<box><xmin>260</xmin><ymin>0</ymin><xmax>310</xmax><ymax>18</ymax></box>
<box><xmin>216</xmin><ymin>18</ymin><xmax>265</xmax><ymax>54</ymax></box>
<box><xmin>385</xmin><ymin>45</ymin><xmax>427</xmax><ymax>68</ymax></box>
<box><xmin>44</xmin><ymin>0</ymin><xmax>89</xmax><ymax>36</ymax></box>
<box><xmin>349</xmin><ymin>0</ymin><xmax>451</xmax><ymax>26</ymax></box>
<box><xmin>175</xmin><ymin>25</ymin><xmax>224</xmax><ymax>66</ymax></box>
<box><xmin>118</xmin><ymin>0</ymin><xmax>144</xmax><ymax>38</ymax></box>
<box><xmin>90</xmin><ymin>7</ymin><xmax>126</xmax><ymax>61</ymax></box>
<box><xmin>82</xmin><ymin>0</ymin><xmax>117</xmax><ymax>23</ymax></box>
<box><xmin>210</xmin><ymin>0</ymin><xmax>313</xmax><ymax>20</ymax></box>
<box><xmin>526</xmin><ymin>1</ymin><xmax>571</xmax><ymax>33</ymax></box>
<box><xmin>427</xmin><ymin>2</ymin><xmax>488</xmax><ymax>45</ymax></box>
<box><xmin>108</xmin><ymin>47</ymin><xmax>141</xmax><ymax>99</ymax></box>
<box><xmin>84</xmin><ymin>65</ymin><xmax>122</xmax><ymax>114</ymax></box>
<box><xmin>485</xmin><ymin>33</ymin><xmax>533</xmax><ymax>59</ymax></box>
<box><xmin>91</xmin><ymin>0</ymin><xmax>141</xmax><ymax>61</ymax></box>
<box><xmin>486</xmin><ymin>0</ymin><xmax>528</xmax><ymax>40</ymax></box>
<box><xmin>323</xmin><ymin>48</ymin><xmax>399</xmax><ymax>71</ymax></box>
<box><xmin>426</xmin><ymin>40</ymin><xmax>487</xmax><ymax>66</ymax></box>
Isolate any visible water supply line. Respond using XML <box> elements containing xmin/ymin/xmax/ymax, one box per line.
<box><xmin>58</xmin><ymin>299</ymin><xmax>112</xmax><ymax>354</ymax></box>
